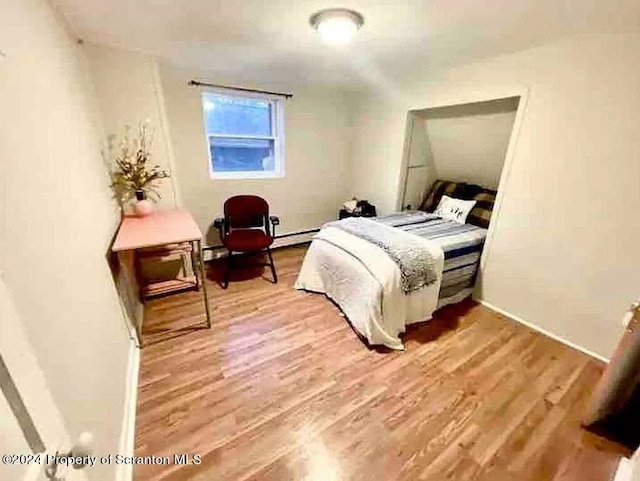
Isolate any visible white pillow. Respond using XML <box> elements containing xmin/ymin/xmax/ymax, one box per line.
<box><xmin>434</xmin><ymin>195</ymin><xmax>477</xmax><ymax>224</ymax></box>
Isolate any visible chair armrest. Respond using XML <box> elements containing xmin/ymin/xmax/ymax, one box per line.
<box><xmin>269</xmin><ymin>216</ymin><xmax>279</xmax><ymax>238</ymax></box>
<box><xmin>213</xmin><ymin>217</ymin><xmax>225</xmax><ymax>239</ymax></box>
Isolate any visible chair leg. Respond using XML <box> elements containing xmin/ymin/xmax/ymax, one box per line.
<box><xmin>223</xmin><ymin>251</ymin><xmax>232</xmax><ymax>289</ymax></box>
<box><xmin>266</xmin><ymin>247</ymin><xmax>278</xmax><ymax>284</ymax></box>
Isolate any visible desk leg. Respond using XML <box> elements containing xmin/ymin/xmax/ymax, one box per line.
<box><xmin>116</xmin><ymin>251</ymin><xmax>143</xmax><ymax>347</ymax></box>
<box><xmin>196</xmin><ymin>239</ymin><xmax>212</xmax><ymax>328</ymax></box>
<box><xmin>189</xmin><ymin>244</ymin><xmax>200</xmax><ymax>292</ymax></box>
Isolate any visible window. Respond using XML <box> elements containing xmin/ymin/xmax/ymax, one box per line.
<box><xmin>201</xmin><ymin>90</ymin><xmax>285</xmax><ymax>179</ymax></box>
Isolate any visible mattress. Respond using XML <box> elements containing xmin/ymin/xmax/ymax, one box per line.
<box><xmin>373</xmin><ymin>212</ymin><xmax>488</xmax><ymax>307</ymax></box>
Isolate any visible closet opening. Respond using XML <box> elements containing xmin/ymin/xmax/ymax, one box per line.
<box><xmin>401</xmin><ymin>96</ymin><xmax>521</xmax><ymax>218</ymax></box>
<box><xmin>398</xmin><ymin>94</ymin><xmax>526</xmax><ymax>285</ymax></box>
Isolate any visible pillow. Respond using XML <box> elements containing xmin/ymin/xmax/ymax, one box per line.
<box><xmin>434</xmin><ymin>195</ymin><xmax>477</xmax><ymax>224</ymax></box>
<box><xmin>465</xmin><ymin>185</ymin><xmax>497</xmax><ymax>229</ymax></box>
<box><xmin>420</xmin><ymin>179</ymin><xmax>497</xmax><ymax>228</ymax></box>
<box><xmin>420</xmin><ymin>180</ymin><xmax>468</xmax><ymax>212</ymax></box>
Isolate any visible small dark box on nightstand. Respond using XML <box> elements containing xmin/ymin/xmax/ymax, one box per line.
<box><xmin>339</xmin><ymin>200</ymin><xmax>377</xmax><ymax>219</ymax></box>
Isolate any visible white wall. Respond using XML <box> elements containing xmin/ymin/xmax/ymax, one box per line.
<box><xmin>84</xmin><ymin>42</ymin><xmax>185</xmax><ymax>336</ymax></box>
<box><xmin>349</xmin><ymin>32</ymin><xmax>640</xmax><ymax>359</ymax></box>
<box><xmin>160</xmin><ymin>64</ymin><xmax>353</xmax><ymax>244</ymax></box>
<box><xmin>419</xmin><ymin>97</ymin><xmax>518</xmax><ymax>190</ymax></box>
<box><xmin>84</xmin><ymin>42</ymin><xmax>179</xmax><ymax>209</ymax></box>
<box><xmin>0</xmin><ymin>1</ymin><xmax>131</xmax><ymax>479</ymax></box>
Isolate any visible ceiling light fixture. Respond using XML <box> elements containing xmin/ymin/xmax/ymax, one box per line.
<box><xmin>309</xmin><ymin>8</ymin><xmax>364</xmax><ymax>46</ymax></box>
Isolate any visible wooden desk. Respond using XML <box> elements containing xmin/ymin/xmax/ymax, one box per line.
<box><xmin>112</xmin><ymin>208</ymin><xmax>211</xmax><ymax>344</ymax></box>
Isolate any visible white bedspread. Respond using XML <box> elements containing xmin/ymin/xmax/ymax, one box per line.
<box><xmin>294</xmin><ymin>226</ymin><xmax>444</xmax><ymax>350</ymax></box>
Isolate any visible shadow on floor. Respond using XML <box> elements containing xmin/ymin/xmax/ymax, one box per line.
<box><xmin>206</xmin><ymin>252</ymin><xmax>275</xmax><ymax>287</ymax></box>
<box><xmin>403</xmin><ymin>298</ymin><xmax>475</xmax><ymax>345</ymax></box>
<box><xmin>367</xmin><ymin>298</ymin><xmax>475</xmax><ymax>353</ymax></box>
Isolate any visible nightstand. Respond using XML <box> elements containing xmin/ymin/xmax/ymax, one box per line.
<box><xmin>339</xmin><ymin>206</ymin><xmax>377</xmax><ymax>219</ymax></box>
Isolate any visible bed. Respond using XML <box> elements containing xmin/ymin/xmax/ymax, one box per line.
<box><xmin>377</xmin><ymin>212</ymin><xmax>488</xmax><ymax>306</ymax></box>
<box><xmin>294</xmin><ymin>180</ymin><xmax>494</xmax><ymax>350</ymax></box>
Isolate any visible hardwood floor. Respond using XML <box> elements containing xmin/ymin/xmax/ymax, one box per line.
<box><xmin>135</xmin><ymin>245</ymin><xmax>628</xmax><ymax>481</ymax></box>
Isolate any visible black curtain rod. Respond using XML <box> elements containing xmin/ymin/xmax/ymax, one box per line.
<box><xmin>188</xmin><ymin>80</ymin><xmax>293</xmax><ymax>99</ymax></box>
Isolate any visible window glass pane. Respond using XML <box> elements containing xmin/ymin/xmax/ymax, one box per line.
<box><xmin>203</xmin><ymin>93</ymin><xmax>272</xmax><ymax>137</ymax></box>
<box><xmin>209</xmin><ymin>137</ymin><xmax>275</xmax><ymax>172</ymax></box>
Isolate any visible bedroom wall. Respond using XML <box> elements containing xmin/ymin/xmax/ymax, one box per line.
<box><xmin>159</xmin><ymin>64</ymin><xmax>353</xmax><ymax>245</ymax></box>
<box><xmin>84</xmin><ymin>42</ymin><xmax>180</xmax><ymax>209</ymax></box>
<box><xmin>84</xmin><ymin>42</ymin><xmax>184</xmax><ymax>334</ymax></box>
<box><xmin>419</xmin><ymin>97</ymin><xmax>519</xmax><ymax>190</ymax></box>
<box><xmin>348</xmin><ymin>32</ymin><xmax>640</xmax><ymax>359</ymax></box>
<box><xmin>0</xmin><ymin>1</ymin><xmax>131</xmax><ymax>479</ymax></box>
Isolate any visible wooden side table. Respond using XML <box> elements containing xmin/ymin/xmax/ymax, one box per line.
<box><xmin>112</xmin><ymin>208</ymin><xmax>211</xmax><ymax>345</ymax></box>
<box><xmin>136</xmin><ymin>242</ymin><xmax>199</xmax><ymax>300</ymax></box>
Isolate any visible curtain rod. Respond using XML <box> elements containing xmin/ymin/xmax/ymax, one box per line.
<box><xmin>188</xmin><ymin>80</ymin><xmax>293</xmax><ymax>99</ymax></box>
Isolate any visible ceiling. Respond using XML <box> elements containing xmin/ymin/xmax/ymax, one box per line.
<box><xmin>53</xmin><ymin>0</ymin><xmax>640</xmax><ymax>87</ymax></box>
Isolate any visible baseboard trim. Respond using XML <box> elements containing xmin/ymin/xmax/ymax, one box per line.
<box><xmin>478</xmin><ymin>300</ymin><xmax>609</xmax><ymax>364</ymax></box>
<box><xmin>272</xmin><ymin>232</ymin><xmax>315</xmax><ymax>249</ymax></box>
<box><xmin>116</xmin><ymin>339</ymin><xmax>140</xmax><ymax>481</ymax></box>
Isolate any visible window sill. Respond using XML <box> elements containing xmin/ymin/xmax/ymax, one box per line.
<box><xmin>210</xmin><ymin>170</ymin><xmax>285</xmax><ymax>180</ymax></box>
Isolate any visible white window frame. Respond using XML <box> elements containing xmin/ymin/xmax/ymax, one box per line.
<box><xmin>201</xmin><ymin>88</ymin><xmax>285</xmax><ymax>180</ymax></box>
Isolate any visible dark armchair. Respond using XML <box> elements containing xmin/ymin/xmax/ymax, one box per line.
<box><xmin>214</xmin><ymin>195</ymin><xmax>280</xmax><ymax>289</ymax></box>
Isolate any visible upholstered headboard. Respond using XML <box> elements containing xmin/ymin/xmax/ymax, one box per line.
<box><xmin>420</xmin><ymin>179</ymin><xmax>497</xmax><ymax>229</ymax></box>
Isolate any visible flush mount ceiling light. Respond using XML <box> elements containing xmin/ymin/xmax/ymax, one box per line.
<box><xmin>309</xmin><ymin>8</ymin><xmax>364</xmax><ymax>46</ymax></box>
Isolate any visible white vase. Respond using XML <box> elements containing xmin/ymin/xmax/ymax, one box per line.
<box><xmin>134</xmin><ymin>199</ymin><xmax>154</xmax><ymax>217</ymax></box>
<box><xmin>133</xmin><ymin>190</ymin><xmax>153</xmax><ymax>217</ymax></box>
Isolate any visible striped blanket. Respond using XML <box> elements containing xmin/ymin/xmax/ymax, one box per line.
<box><xmin>374</xmin><ymin>212</ymin><xmax>488</xmax><ymax>305</ymax></box>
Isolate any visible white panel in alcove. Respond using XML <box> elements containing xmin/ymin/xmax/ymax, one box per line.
<box><xmin>403</xmin><ymin>166</ymin><xmax>431</xmax><ymax>210</ymax></box>
<box><xmin>402</xmin><ymin>114</ymin><xmax>436</xmax><ymax>209</ymax></box>
<box><xmin>407</xmin><ymin>116</ymin><xmax>432</xmax><ymax>168</ymax></box>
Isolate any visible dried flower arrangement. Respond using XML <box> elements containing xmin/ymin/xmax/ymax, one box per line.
<box><xmin>109</xmin><ymin>121</ymin><xmax>170</xmax><ymax>204</ymax></box>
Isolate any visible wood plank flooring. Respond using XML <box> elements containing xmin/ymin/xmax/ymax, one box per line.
<box><xmin>135</xmin><ymin>245</ymin><xmax>628</xmax><ymax>481</ymax></box>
